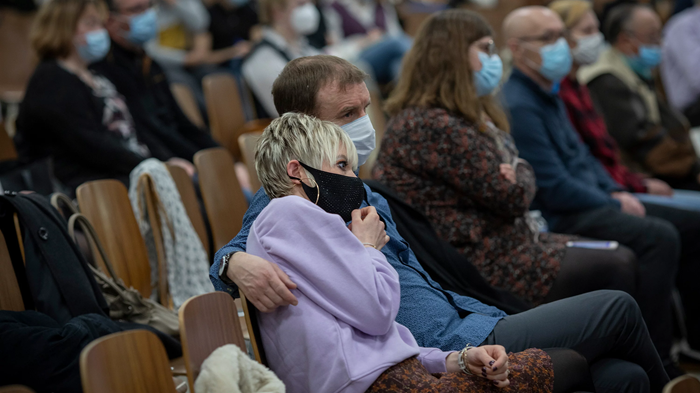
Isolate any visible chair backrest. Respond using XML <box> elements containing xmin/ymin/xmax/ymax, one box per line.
<box><xmin>166</xmin><ymin>164</ymin><xmax>209</xmax><ymax>258</ymax></box>
<box><xmin>0</xmin><ymin>9</ymin><xmax>36</xmax><ymax>100</ymax></box>
<box><xmin>663</xmin><ymin>375</ymin><xmax>700</xmax><ymax>393</ymax></box>
<box><xmin>76</xmin><ymin>180</ymin><xmax>151</xmax><ymax>298</ymax></box>
<box><xmin>80</xmin><ymin>330</ymin><xmax>177</xmax><ymax>393</ymax></box>
<box><xmin>170</xmin><ymin>83</ymin><xmax>205</xmax><ymax>129</ymax></box>
<box><xmin>0</xmin><ymin>122</ymin><xmax>17</xmax><ymax>163</ymax></box>
<box><xmin>240</xmin><ymin>292</ymin><xmax>267</xmax><ymax>365</ymax></box>
<box><xmin>0</xmin><ymin>385</ymin><xmax>35</xmax><ymax>393</ymax></box>
<box><xmin>178</xmin><ymin>292</ymin><xmax>247</xmax><ymax>393</ymax></box>
<box><xmin>238</xmin><ymin>131</ymin><xmax>263</xmax><ymax>193</ymax></box>
<box><xmin>202</xmin><ymin>73</ymin><xmax>247</xmax><ymax>161</ymax></box>
<box><xmin>0</xmin><ymin>230</ymin><xmax>24</xmax><ymax>311</ymax></box>
<box><xmin>194</xmin><ymin>148</ymin><xmax>248</xmax><ymax>252</ymax></box>
<box><xmin>133</xmin><ymin>174</ymin><xmax>170</xmax><ymax>306</ymax></box>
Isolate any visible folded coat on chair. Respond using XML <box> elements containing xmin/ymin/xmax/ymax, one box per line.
<box><xmin>128</xmin><ymin>158</ymin><xmax>212</xmax><ymax>308</ymax></box>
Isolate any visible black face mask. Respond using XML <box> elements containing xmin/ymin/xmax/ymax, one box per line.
<box><xmin>289</xmin><ymin>161</ymin><xmax>366</xmax><ymax>223</ymax></box>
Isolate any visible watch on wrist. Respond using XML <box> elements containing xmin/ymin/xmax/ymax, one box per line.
<box><xmin>218</xmin><ymin>252</ymin><xmax>236</xmax><ymax>285</ymax></box>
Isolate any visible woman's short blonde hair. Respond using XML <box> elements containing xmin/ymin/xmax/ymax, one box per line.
<box><xmin>549</xmin><ymin>0</ymin><xmax>593</xmax><ymax>29</ymax></box>
<box><xmin>31</xmin><ymin>0</ymin><xmax>106</xmax><ymax>60</ymax></box>
<box><xmin>255</xmin><ymin>113</ymin><xmax>358</xmax><ymax>199</ymax></box>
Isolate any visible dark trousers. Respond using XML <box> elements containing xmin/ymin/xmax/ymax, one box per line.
<box><xmin>683</xmin><ymin>97</ymin><xmax>700</xmax><ymax>128</ymax></box>
<box><xmin>544</xmin><ymin>246</ymin><xmax>637</xmax><ymax>303</ymax></box>
<box><xmin>551</xmin><ymin>206</ymin><xmax>680</xmax><ymax>365</ymax></box>
<box><xmin>484</xmin><ymin>291</ymin><xmax>669</xmax><ymax>393</ymax></box>
<box><xmin>644</xmin><ymin>202</ymin><xmax>700</xmax><ymax>350</ymax></box>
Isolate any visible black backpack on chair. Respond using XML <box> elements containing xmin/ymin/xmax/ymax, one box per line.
<box><xmin>0</xmin><ymin>192</ymin><xmax>183</xmax><ymax>393</ymax></box>
<box><xmin>0</xmin><ymin>191</ymin><xmax>108</xmax><ymax>323</ymax></box>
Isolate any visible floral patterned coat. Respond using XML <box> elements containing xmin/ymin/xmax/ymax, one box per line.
<box><xmin>373</xmin><ymin>107</ymin><xmax>573</xmax><ymax>305</ymax></box>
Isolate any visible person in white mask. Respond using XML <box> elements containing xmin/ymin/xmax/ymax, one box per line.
<box><xmin>242</xmin><ymin>0</ymin><xmax>323</xmax><ymax>117</ymax></box>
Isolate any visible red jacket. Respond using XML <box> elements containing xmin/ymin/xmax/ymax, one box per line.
<box><xmin>559</xmin><ymin>77</ymin><xmax>648</xmax><ymax>193</ymax></box>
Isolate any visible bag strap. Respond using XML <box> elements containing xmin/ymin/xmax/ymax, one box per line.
<box><xmin>50</xmin><ymin>193</ymin><xmax>79</xmax><ymax>218</ymax></box>
<box><xmin>137</xmin><ymin>174</ymin><xmax>175</xmax><ymax>237</ymax></box>
<box><xmin>67</xmin><ymin>213</ymin><xmax>121</xmax><ymax>281</ymax></box>
<box><xmin>136</xmin><ymin>174</ymin><xmax>172</xmax><ymax>307</ymax></box>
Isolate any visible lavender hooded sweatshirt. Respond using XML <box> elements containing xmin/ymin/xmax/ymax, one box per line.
<box><xmin>247</xmin><ymin>196</ymin><xmax>453</xmax><ymax>393</ymax></box>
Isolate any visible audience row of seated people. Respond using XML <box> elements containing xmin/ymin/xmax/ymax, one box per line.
<box><xmin>211</xmin><ymin>54</ymin><xmax>668</xmax><ymax>393</ymax></box>
<box><xmin>14</xmin><ymin>0</ymin><xmax>219</xmax><ymax>195</ymax></box>
<box><xmin>13</xmin><ymin>0</ymin><xmax>410</xmax><ymax>195</ymax></box>
<box><xmin>503</xmin><ymin>4</ymin><xmax>700</xmax><ymax>377</ymax></box>
<box><xmin>132</xmin><ymin>0</ymin><xmax>412</xmax><ymax>119</ymax></box>
<box><xmin>555</xmin><ymin>0</ymin><xmax>700</xmax><ymax>211</ymax></box>
<box><xmin>244</xmin><ymin>0</ymin><xmax>411</xmax><ymax>117</ymax></box>
<box><xmin>212</xmin><ymin>5</ymin><xmax>700</xmax><ymax>393</ymax></box>
<box><xmin>369</xmin><ymin>2</ymin><xmax>700</xmax><ymax>381</ymax></box>
<box><xmin>8</xmin><ymin>0</ymin><xmax>700</xmax><ymax>391</ymax></box>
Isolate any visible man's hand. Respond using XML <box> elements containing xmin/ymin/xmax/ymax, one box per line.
<box><xmin>644</xmin><ymin>178</ymin><xmax>674</xmax><ymax>196</ymax></box>
<box><xmin>360</xmin><ymin>28</ymin><xmax>383</xmax><ymax>48</ymax></box>
<box><xmin>499</xmin><ymin>164</ymin><xmax>517</xmax><ymax>184</ymax></box>
<box><xmin>231</xmin><ymin>40</ymin><xmax>252</xmax><ymax>58</ymax></box>
<box><xmin>612</xmin><ymin>192</ymin><xmax>646</xmax><ymax>217</ymax></box>
<box><xmin>228</xmin><ymin>252</ymin><xmax>298</xmax><ymax>312</ymax></box>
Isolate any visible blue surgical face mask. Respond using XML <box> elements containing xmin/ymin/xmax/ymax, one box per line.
<box><xmin>76</xmin><ymin>28</ymin><xmax>110</xmax><ymax>63</ymax></box>
<box><xmin>474</xmin><ymin>52</ymin><xmax>503</xmax><ymax>97</ymax></box>
<box><xmin>126</xmin><ymin>8</ymin><xmax>158</xmax><ymax>46</ymax></box>
<box><xmin>341</xmin><ymin>115</ymin><xmax>376</xmax><ymax>167</ymax></box>
<box><xmin>625</xmin><ymin>44</ymin><xmax>661</xmax><ymax>80</ymax></box>
<box><xmin>536</xmin><ymin>37</ymin><xmax>572</xmax><ymax>83</ymax></box>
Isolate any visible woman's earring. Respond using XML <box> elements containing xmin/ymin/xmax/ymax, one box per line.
<box><xmin>295</xmin><ymin>176</ymin><xmax>320</xmax><ymax>205</ymax></box>
<box><xmin>306</xmin><ymin>178</ymin><xmax>320</xmax><ymax>205</ymax></box>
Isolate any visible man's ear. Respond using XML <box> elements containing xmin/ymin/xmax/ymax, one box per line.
<box><xmin>507</xmin><ymin>38</ymin><xmax>521</xmax><ymax>58</ymax></box>
<box><xmin>616</xmin><ymin>33</ymin><xmax>636</xmax><ymax>55</ymax></box>
<box><xmin>104</xmin><ymin>15</ymin><xmax>122</xmax><ymax>37</ymax></box>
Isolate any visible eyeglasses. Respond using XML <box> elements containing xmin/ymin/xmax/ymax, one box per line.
<box><xmin>113</xmin><ymin>1</ymin><xmax>153</xmax><ymax>17</ymax></box>
<box><xmin>623</xmin><ymin>30</ymin><xmax>662</xmax><ymax>45</ymax></box>
<box><xmin>519</xmin><ymin>30</ymin><xmax>568</xmax><ymax>46</ymax></box>
<box><xmin>476</xmin><ymin>40</ymin><xmax>498</xmax><ymax>56</ymax></box>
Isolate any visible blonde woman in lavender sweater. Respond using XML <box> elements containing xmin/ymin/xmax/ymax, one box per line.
<box><xmin>244</xmin><ymin>112</ymin><xmax>580</xmax><ymax>393</ymax></box>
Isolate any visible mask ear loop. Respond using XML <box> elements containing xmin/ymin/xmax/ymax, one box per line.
<box><xmin>289</xmin><ymin>176</ymin><xmax>321</xmax><ymax>205</ymax></box>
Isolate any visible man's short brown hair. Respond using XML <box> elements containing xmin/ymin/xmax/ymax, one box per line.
<box><xmin>272</xmin><ymin>55</ymin><xmax>368</xmax><ymax>117</ymax></box>
<box><xmin>31</xmin><ymin>0</ymin><xmax>106</xmax><ymax>60</ymax></box>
